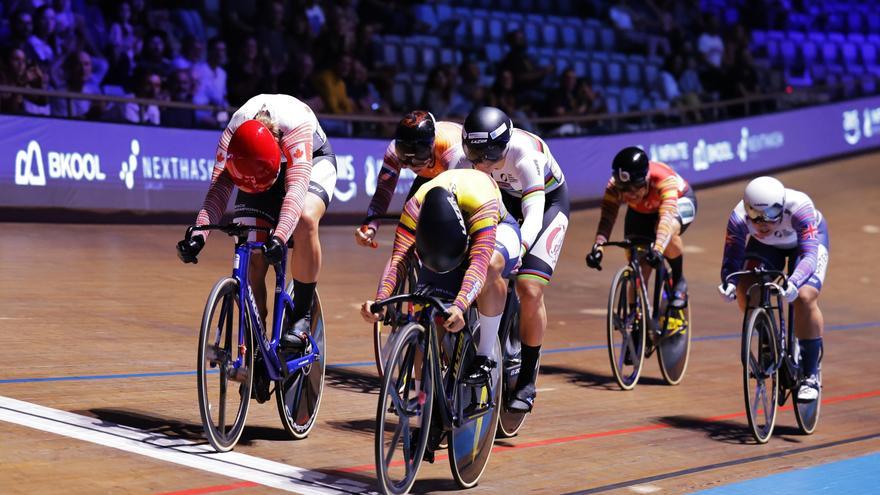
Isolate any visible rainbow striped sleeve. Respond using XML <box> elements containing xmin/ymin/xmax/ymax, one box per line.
<box><xmin>453</xmin><ymin>199</ymin><xmax>500</xmax><ymax>313</ymax></box>
<box><xmin>365</xmin><ymin>142</ymin><xmax>403</xmax><ymax>230</ymax></box>
<box><xmin>376</xmin><ymin>196</ymin><xmax>420</xmax><ymax>301</ymax></box>
<box><xmin>653</xmin><ymin>175</ymin><xmax>681</xmax><ymax>252</ymax></box>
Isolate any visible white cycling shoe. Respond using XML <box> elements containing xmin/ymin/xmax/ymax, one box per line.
<box><xmin>797</xmin><ymin>374</ymin><xmax>820</xmax><ymax>401</ymax></box>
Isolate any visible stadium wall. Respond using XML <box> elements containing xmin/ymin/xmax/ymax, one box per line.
<box><xmin>2</xmin><ymin>96</ymin><xmax>880</xmax><ymax>221</ymax></box>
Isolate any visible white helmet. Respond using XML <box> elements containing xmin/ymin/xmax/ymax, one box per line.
<box><xmin>743</xmin><ymin>176</ymin><xmax>785</xmax><ymax>223</ymax></box>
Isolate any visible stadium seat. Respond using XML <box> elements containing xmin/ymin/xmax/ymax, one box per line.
<box><xmin>572</xmin><ymin>57</ymin><xmax>588</xmax><ymax>78</ymax></box>
<box><xmin>439</xmin><ymin>47</ymin><xmax>456</xmax><ymax>65</ymax></box>
<box><xmin>867</xmin><ymin>12</ymin><xmax>880</xmax><ymax>33</ymax></box>
<box><xmin>542</xmin><ymin>24</ymin><xmax>559</xmax><ymax>48</ymax></box>
<box><xmin>621</xmin><ymin>87</ymin><xmax>640</xmax><ymax>112</ymax></box>
<box><xmin>582</xmin><ymin>27</ymin><xmax>598</xmax><ymax>49</ymax></box>
<box><xmin>488</xmin><ymin>18</ymin><xmax>505</xmax><ymax>42</ymax></box>
<box><xmin>485</xmin><ymin>43</ymin><xmax>504</xmax><ymax>62</ymax></box>
<box><xmin>801</xmin><ymin>41</ymin><xmax>818</xmax><ymax>64</ymax></box>
<box><xmin>590</xmin><ymin>60</ymin><xmax>606</xmax><ymax>85</ymax></box>
<box><xmin>401</xmin><ymin>45</ymin><xmax>418</xmax><ymax>70</ymax></box>
<box><xmin>606</xmin><ymin>61</ymin><xmax>623</xmax><ymax>86</ymax></box>
<box><xmin>780</xmin><ymin>39</ymin><xmax>797</xmax><ymax>66</ymax></box>
<box><xmin>381</xmin><ymin>43</ymin><xmax>399</xmax><ymax>66</ymax></box>
<box><xmin>524</xmin><ymin>22</ymin><xmax>540</xmax><ymax>46</ymax></box>
<box><xmin>469</xmin><ymin>18</ymin><xmax>486</xmax><ymax>43</ymax></box>
<box><xmin>392</xmin><ymin>81</ymin><xmax>410</xmax><ymax>108</ymax></box>
<box><xmin>560</xmin><ymin>24</ymin><xmax>579</xmax><ymax>48</ymax></box>
<box><xmin>420</xmin><ymin>46</ymin><xmax>437</xmax><ymax>71</ymax></box>
<box><xmin>822</xmin><ymin>42</ymin><xmax>840</xmax><ymax>65</ymax></box>
<box><xmin>841</xmin><ymin>42</ymin><xmax>859</xmax><ymax>67</ymax></box>
<box><xmin>599</xmin><ymin>28</ymin><xmax>615</xmax><ymax>50</ymax></box>
<box><xmin>625</xmin><ymin>62</ymin><xmax>642</xmax><ymax>87</ymax></box>
<box><xmin>643</xmin><ymin>64</ymin><xmax>660</xmax><ymax>89</ymax></box>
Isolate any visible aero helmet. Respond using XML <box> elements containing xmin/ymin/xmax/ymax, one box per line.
<box><xmin>225</xmin><ymin>119</ymin><xmax>281</xmax><ymax>193</ymax></box>
<box><xmin>394</xmin><ymin>110</ymin><xmax>436</xmax><ymax>166</ymax></box>
<box><xmin>611</xmin><ymin>146</ymin><xmax>650</xmax><ymax>187</ymax></box>
<box><xmin>743</xmin><ymin>176</ymin><xmax>786</xmax><ymax>223</ymax></box>
<box><xmin>462</xmin><ymin>106</ymin><xmax>512</xmax><ymax>163</ymax></box>
<box><xmin>416</xmin><ymin>187</ymin><xmax>469</xmax><ymax>273</ymax></box>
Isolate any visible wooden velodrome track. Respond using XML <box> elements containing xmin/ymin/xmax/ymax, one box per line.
<box><xmin>1</xmin><ymin>152</ymin><xmax>879</xmax><ymax>495</ymax></box>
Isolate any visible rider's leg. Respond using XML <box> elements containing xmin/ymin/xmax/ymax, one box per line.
<box><xmin>290</xmin><ymin>193</ymin><xmax>326</xmax><ymax>324</ymax></box>
<box><xmin>476</xmin><ymin>251</ymin><xmax>508</xmax><ymax>355</ymax></box>
<box><xmin>514</xmin><ymin>277</ymin><xmax>545</xmax><ymax>385</ymax></box>
<box><xmin>794</xmin><ymin>285</ymin><xmax>823</xmax><ymax>375</ymax></box>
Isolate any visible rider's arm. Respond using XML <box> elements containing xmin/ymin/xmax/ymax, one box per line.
<box><xmin>452</xmin><ymin>199</ymin><xmax>500</xmax><ymax>313</ymax></box>
<box><xmin>789</xmin><ymin>202</ymin><xmax>820</xmax><ymax>288</ymax></box>
<box><xmin>595</xmin><ymin>180</ymin><xmax>621</xmax><ymax>244</ymax></box>
<box><xmin>272</xmin><ymin>123</ymin><xmax>315</xmax><ymax>243</ymax></box>
<box><xmin>653</xmin><ymin>175</ymin><xmax>681</xmax><ymax>253</ymax></box>
<box><xmin>376</xmin><ymin>196</ymin><xmax>419</xmax><ymax>301</ymax></box>
<box><xmin>720</xmin><ymin>208</ymin><xmax>749</xmax><ymax>284</ymax></box>
<box><xmin>517</xmin><ymin>155</ymin><xmax>547</xmax><ymax>252</ymax></box>
<box><xmin>365</xmin><ymin>142</ymin><xmax>403</xmax><ymax>231</ymax></box>
<box><xmin>193</xmin><ymin>126</ymin><xmax>237</xmax><ymax>240</ymax></box>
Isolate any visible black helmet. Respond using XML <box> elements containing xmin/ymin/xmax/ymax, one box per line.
<box><xmin>462</xmin><ymin>106</ymin><xmax>512</xmax><ymax>163</ymax></box>
<box><xmin>416</xmin><ymin>187</ymin><xmax>469</xmax><ymax>273</ymax></box>
<box><xmin>611</xmin><ymin>146</ymin><xmax>650</xmax><ymax>186</ymax></box>
<box><xmin>394</xmin><ymin>110</ymin><xmax>436</xmax><ymax>166</ymax></box>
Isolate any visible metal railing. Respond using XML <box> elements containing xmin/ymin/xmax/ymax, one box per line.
<box><xmin>0</xmin><ymin>83</ymin><xmax>849</xmax><ymax>136</ymax></box>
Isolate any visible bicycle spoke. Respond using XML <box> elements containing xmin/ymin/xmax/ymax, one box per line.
<box><xmin>385</xmin><ymin>422</ymin><xmax>404</xmax><ymax>467</ymax></box>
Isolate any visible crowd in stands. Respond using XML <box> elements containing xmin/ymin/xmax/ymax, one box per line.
<box><xmin>0</xmin><ymin>0</ymin><xmax>868</xmax><ymax>136</ymax></box>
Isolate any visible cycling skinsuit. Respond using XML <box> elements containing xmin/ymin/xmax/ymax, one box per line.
<box><xmin>596</xmin><ymin>161</ymin><xmax>697</xmax><ymax>253</ymax></box>
<box><xmin>194</xmin><ymin>94</ymin><xmax>336</xmax><ymax>243</ymax></box>
<box><xmin>458</xmin><ymin>128</ymin><xmax>569</xmax><ymax>285</ymax></box>
<box><xmin>721</xmin><ymin>189</ymin><xmax>829</xmax><ymax>290</ymax></box>
<box><xmin>365</xmin><ymin>121</ymin><xmax>464</xmax><ymax>231</ymax></box>
<box><xmin>376</xmin><ymin>169</ymin><xmax>521</xmax><ymax>313</ymax></box>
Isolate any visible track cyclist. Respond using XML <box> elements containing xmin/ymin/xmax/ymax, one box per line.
<box><xmin>360</xmin><ymin>168</ymin><xmax>522</xmax><ymax>388</ymax></box>
<box><xmin>718</xmin><ymin>176</ymin><xmax>829</xmax><ymax>401</ymax></box>
<box><xmin>355</xmin><ymin>110</ymin><xmax>464</xmax><ymax>248</ymax></box>
<box><xmin>176</xmin><ymin>94</ymin><xmax>337</xmax><ymax>395</ymax></box>
<box><xmin>460</xmin><ymin>106</ymin><xmax>570</xmax><ymax>413</ymax></box>
<box><xmin>586</xmin><ymin>147</ymin><xmax>697</xmax><ymax>310</ymax></box>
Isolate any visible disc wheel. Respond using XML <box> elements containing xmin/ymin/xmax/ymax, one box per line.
<box><xmin>656</xmin><ymin>284</ymin><xmax>692</xmax><ymax>385</ymax></box>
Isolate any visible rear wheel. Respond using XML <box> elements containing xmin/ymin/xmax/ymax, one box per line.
<box><xmin>498</xmin><ymin>292</ymin><xmax>527</xmax><ymax>438</ymax></box>
<box><xmin>607</xmin><ymin>266</ymin><xmax>647</xmax><ymax>390</ymax></box>
<box><xmin>657</xmin><ymin>281</ymin><xmax>692</xmax><ymax>385</ymax></box>
<box><xmin>742</xmin><ymin>308</ymin><xmax>779</xmax><ymax>444</ymax></box>
<box><xmin>449</xmin><ymin>333</ymin><xmax>502</xmax><ymax>488</ymax></box>
<box><xmin>197</xmin><ymin>277</ymin><xmax>253</xmax><ymax>452</ymax></box>
<box><xmin>374</xmin><ymin>262</ymin><xmax>417</xmax><ymax>378</ymax></box>
<box><xmin>375</xmin><ymin>323</ymin><xmax>433</xmax><ymax>495</ymax></box>
<box><xmin>275</xmin><ymin>287</ymin><xmax>326</xmax><ymax>439</ymax></box>
<box><xmin>794</xmin><ymin>339</ymin><xmax>822</xmax><ymax>434</ymax></box>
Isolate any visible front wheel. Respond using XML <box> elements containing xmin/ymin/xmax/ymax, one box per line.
<box><xmin>276</xmin><ymin>287</ymin><xmax>326</xmax><ymax>440</ymax></box>
<box><xmin>742</xmin><ymin>308</ymin><xmax>779</xmax><ymax>444</ymax></box>
<box><xmin>498</xmin><ymin>296</ymin><xmax>527</xmax><ymax>438</ymax></box>
<box><xmin>793</xmin><ymin>341</ymin><xmax>822</xmax><ymax>434</ymax></box>
<box><xmin>607</xmin><ymin>266</ymin><xmax>647</xmax><ymax>390</ymax></box>
<box><xmin>374</xmin><ymin>262</ymin><xmax>417</xmax><ymax>378</ymax></box>
<box><xmin>375</xmin><ymin>322</ymin><xmax>433</xmax><ymax>495</ymax></box>
<box><xmin>197</xmin><ymin>277</ymin><xmax>253</xmax><ymax>452</ymax></box>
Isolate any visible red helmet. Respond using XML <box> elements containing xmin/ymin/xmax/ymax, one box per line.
<box><xmin>225</xmin><ymin>119</ymin><xmax>281</xmax><ymax>193</ymax></box>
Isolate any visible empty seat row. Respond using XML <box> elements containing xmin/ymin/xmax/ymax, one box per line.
<box><xmin>456</xmin><ymin>16</ymin><xmax>616</xmax><ymax>51</ymax></box>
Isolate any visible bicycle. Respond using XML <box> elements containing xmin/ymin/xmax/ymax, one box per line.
<box><xmin>601</xmin><ymin>236</ymin><xmax>692</xmax><ymax>390</ymax></box>
<box><xmin>725</xmin><ymin>257</ymin><xmax>822</xmax><ymax>444</ymax></box>
<box><xmin>371</xmin><ymin>287</ymin><xmax>502</xmax><ymax>494</ymax></box>
<box><xmin>188</xmin><ymin>223</ymin><xmax>326</xmax><ymax>452</ymax></box>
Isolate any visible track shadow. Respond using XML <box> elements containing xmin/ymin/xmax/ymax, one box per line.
<box><xmin>410</xmin><ymin>477</ymin><xmax>464</xmax><ymax>493</ymax></box>
<box><xmin>85</xmin><ymin>408</ymin><xmax>292</xmax><ymax>447</ymax></box>
<box><xmin>540</xmin><ymin>363</ymin><xmax>667</xmax><ymax>390</ymax></box>
<box><xmin>657</xmin><ymin>415</ymin><xmax>803</xmax><ymax>445</ymax></box>
<box><xmin>325</xmin><ymin>366</ymin><xmax>381</xmax><ymax>395</ymax></box>
<box><xmin>326</xmin><ymin>417</ymin><xmax>376</xmax><ymax>437</ymax></box>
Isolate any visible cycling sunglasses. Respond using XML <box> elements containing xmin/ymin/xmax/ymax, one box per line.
<box><xmin>395</xmin><ymin>141</ymin><xmax>433</xmax><ymax>167</ymax></box>
<box><xmin>464</xmin><ymin>142</ymin><xmax>506</xmax><ymax>164</ymax></box>
<box><xmin>614</xmin><ymin>181</ymin><xmax>647</xmax><ymax>193</ymax></box>
<box><xmin>746</xmin><ymin>204</ymin><xmax>784</xmax><ymax>224</ymax></box>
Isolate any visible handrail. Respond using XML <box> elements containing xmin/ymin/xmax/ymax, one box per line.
<box><xmin>0</xmin><ymin>82</ymin><xmax>850</xmax><ymax>131</ymax></box>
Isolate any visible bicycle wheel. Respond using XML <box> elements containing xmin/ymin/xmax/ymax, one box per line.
<box><xmin>742</xmin><ymin>308</ymin><xmax>779</xmax><ymax>444</ymax></box>
<box><xmin>374</xmin><ymin>263</ymin><xmax>417</xmax><ymax>378</ymax></box>
<box><xmin>656</xmin><ymin>283</ymin><xmax>692</xmax><ymax>385</ymax></box>
<box><xmin>498</xmin><ymin>295</ymin><xmax>527</xmax><ymax>438</ymax></box>
<box><xmin>793</xmin><ymin>341</ymin><xmax>822</xmax><ymax>434</ymax></box>
<box><xmin>275</xmin><ymin>287</ymin><xmax>326</xmax><ymax>440</ymax></box>
<box><xmin>376</xmin><ymin>322</ymin><xmax>433</xmax><ymax>495</ymax></box>
<box><xmin>197</xmin><ymin>277</ymin><xmax>254</xmax><ymax>452</ymax></box>
<box><xmin>449</xmin><ymin>333</ymin><xmax>502</xmax><ymax>489</ymax></box>
<box><xmin>607</xmin><ymin>266</ymin><xmax>647</xmax><ymax>390</ymax></box>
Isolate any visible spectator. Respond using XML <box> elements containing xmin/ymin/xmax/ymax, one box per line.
<box><xmin>258</xmin><ymin>1</ymin><xmax>291</xmax><ymax>78</ymax></box>
<box><xmin>488</xmin><ymin>68</ymin><xmax>534</xmax><ymax>131</ymax></box>
<box><xmin>698</xmin><ymin>15</ymin><xmax>724</xmax><ymax>69</ymax></box>
<box><xmin>6</xmin><ymin>10</ymin><xmax>34</xmax><ymax>52</ymax></box>
<box><xmin>352</xmin><ymin>23</ymin><xmax>378</xmax><ymax>70</ymax></box>
<box><xmin>105</xmin><ymin>1</ymin><xmax>140</xmax><ymax>87</ymax></box>
<box><xmin>448</xmin><ymin>60</ymin><xmax>485</xmax><ymax>117</ymax></box>
<box><xmin>124</xmin><ymin>68</ymin><xmax>160</xmax><ymax>125</ymax></box>
<box><xmin>545</xmin><ymin>68</ymin><xmax>579</xmax><ymax>116</ymax></box>
<box><xmin>347</xmin><ymin>59</ymin><xmax>383</xmax><ymax>114</ymax></box>
<box><xmin>171</xmin><ymin>34</ymin><xmax>204</xmax><ymax>71</ymax></box>
<box><xmin>26</xmin><ymin>6</ymin><xmax>59</xmax><ymax>69</ymax></box>
<box><xmin>279</xmin><ymin>52</ymin><xmax>322</xmax><ymax>110</ymax></box>
<box><xmin>0</xmin><ymin>46</ymin><xmax>51</xmax><ymax>115</ymax></box>
<box><xmin>227</xmin><ymin>35</ymin><xmax>267</xmax><ymax>106</ymax></box>
<box><xmin>420</xmin><ymin>65</ymin><xmax>461</xmax><ymax>119</ymax></box>
<box><xmin>137</xmin><ymin>29</ymin><xmax>173</xmax><ymax>79</ymax></box>
<box><xmin>161</xmin><ymin>68</ymin><xmax>196</xmax><ymax>127</ymax></box>
<box><xmin>498</xmin><ymin>29</ymin><xmax>554</xmax><ymax>105</ymax></box>
<box><xmin>313</xmin><ymin>53</ymin><xmax>354</xmax><ymax>114</ymax></box>
<box><xmin>575</xmin><ymin>77</ymin><xmax>605</xmax><ymax>115</ymax></box>
<box><xmin>304</xmin><ymin>0</ymin><xmax>326</xmax><ymax>37</ymax></box>
<box><xmin>52</xmin><ymin>0</ymin><xmax>77</xmax><ymax>41</ymax></box>
<box><xmin>51</xmin><ymin>49</ymin><xmax>105</xmax><ymax>119</ymax></box>
<box><xmin>192</xmin><ymin>36</ymin><xmax>228</xmax><ymax>127</ymax></box>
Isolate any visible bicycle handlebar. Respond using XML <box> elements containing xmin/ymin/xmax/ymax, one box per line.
<box><xmin>370</xmin><ymin>293</ymin><xmax>452</xmax><ymax>319</ymax></box>
<box><xmin>186</xmin><ymin>223</ymin><xmax>273</xmax><ymax>240</ymax></box>
<box><xmin>724</xmin><ymin>267</ymin><xmax>789</xmax><ymax>286</ymax></box>
<box><xmin>600</xmin><ymin>235</ymin><xmax>656</xmax><ymax>249</ymax></box>
<box><xmin>362</xmin><ymin>213</ymin><xmax>401</xmax><ymax>225</ymax></box>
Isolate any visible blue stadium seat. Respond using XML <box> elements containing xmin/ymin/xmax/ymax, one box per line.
<box><xmin>599</xmin><ymin>28</ymin><xmax>615</xmax><ymax>50</ymax></box>
<box><xmin>524</xmin><ymin>22</ymin><xmax>540</xmax><ymax>46</ymax></box>
<box><xmin>485</xmin><ymin>43</ymin><xmax>504</xmax><ymax>62</ymax></box>
<box><xmin>752</xmin><ymin>30</ymin><xmax>767</xmax><ymax>47</ymax></box>
<box><xmin>555</xmin><ymin>57</ymin><xmax>570</xmax><ymax>75</ymax></box>
<box><xmin>518</xmin><ymin>0</ymin><xmax>535</xmax><ymax>12</ymax></box>
<box><xmin>420</xmin><ymin>46</ymin><xmax>438</xmax><ymax>71</ymax></box>
<box><xmin>841</xmin><ymin>42</ymin><xmax>859</xmax><ymax>67</ymax></box>
<box><xmin>582</xmin><ymin>27</ymin><xmax>598</xmax><ymax>49</ymax></box>
<box><xmin>590</xmin><ymin>60</ymin><xmax>606</xmax><ymax>85</ymax></box>
<box><xmin>801</xmin><ymin>41</ymin><xmax>818</xmax><ymax>64</ymax></box>
<box><xmin>469</xmin><ymin>18</ymin><xmax>486</xmax><ymax>43</ymax></box>
<box><xmin>542</xmin><ymin>24</ymin><xmax>559</xmax><ymax>48</ymax></box>
<box><xmin>439</xmin><ymin>47</ymin><xmax>456</xmax><ymax>65</ymax></box>
<box><xmin>868</xmin><ymin>12</ymin><xmax>880</xmax><ymax>33</ymax></box>
<box><xmin>572</xmin><ymin>58</ymin><xmax>588</xmax><ymax>78</ymax></box>
<box><xmin>780</xmin><ymin>39</ymin><xmax>797</xmax><ymax>66</ymax></box>
<box><xmin>436</xmin><ymin>3</ymin><xmax>453</xmax><ymax>23</ymax></box>
<box><xmin>625</xmin><ymin>62</ymin><xmax>642</xmax><ymax>87</ymax></box>
<box><xmin>606</xmin><ymin>61</ymin><xmax>623</xmax><ymax>85</ymax></box>
<box><xmin>605</xmin><ymin>95</ymin><xmax>620</xmax><ymax>114</ymax></box>
<box><xmin>392</xmin><ymin>81</ymin><xmax>410</xmax><ymax>108</ymax></box>
<box><xmin>848</xmin><ymin>32</ymin><xmax>866</xmax><ymax>44</ymax></box>
<box><xmin>788</xmin><ymin>31</ymin><xmax>805</xmax><ymax>44</ymax></box>
<box><xmin>643</xmin><ymin>64</ymin><xmax>659</xmax><ymax>89</ymax></box>
<box><xmin>822</xmin><ymin>42</ymin><xmax>840</xmax><ymax>65</ymax></box>
<box><xmin>861</xmin><ymin>75</ymin><xmax>877</xmax><ymax>94</ymax></box>
<box><xmin>401</xmin><ymin>45</ymin><xmax>419</xmax><ymax>70</ymax></box>
<box><xmin>847</xmin><ymin>11</ymin><xmax>864</xmax><ymax>33</ymax></box>
<box><xmin>621</xmin><ymin>87</ymin><xmax>640</xmax><ymax>112</ymax></box>
<box><xmin>560</xmin><ymin>24</ymin><xmax>579</xmax><ymax>48</ymax></box>
<box><xmin>861</xmin><ymin>43</ymin><xmax>878</xmax><ymax>68</ymax></box>
<box><xmin>488</xmin><ymin>18</ymin><xmax>505</xmax><ymax>42</ymax></box>
<box><xmin>382</xmin><ymin>43</ymin><xmax>399</xmax><ymax>66</ymax></box>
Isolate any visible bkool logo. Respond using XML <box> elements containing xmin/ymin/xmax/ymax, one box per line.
<box><xmin>15</xmin><ymin>140</ymin><xmax>46</xmax><ymax>186</ymax></box>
